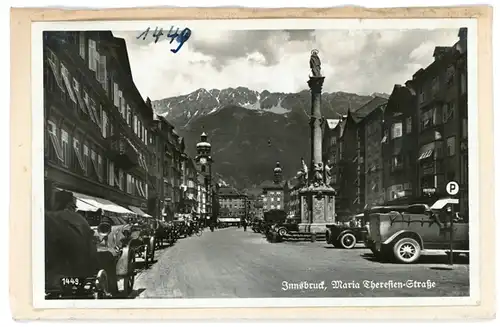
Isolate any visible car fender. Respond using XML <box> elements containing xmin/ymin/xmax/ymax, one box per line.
<box><xmin>382</xmin><ymin>230</ymin><xmax>424</xmax><ymax>248</ymax></box>
<box><xmin>115</xmin><ymin>246</ymin><xmax>134</xmax><ymax>276</ymax></box>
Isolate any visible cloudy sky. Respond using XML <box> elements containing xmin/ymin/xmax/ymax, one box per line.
<box><xmin>112</xmin><ymin>28</ymin><xmax>460</xmax><ymax>101</ymax></box>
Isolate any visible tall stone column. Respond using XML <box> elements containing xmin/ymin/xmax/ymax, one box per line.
<box><xmin>308</xmin><ymin>76</ymin><xmax>325</xmax><ymax>172</ymax></box>
<box><xmin>298</xmin><ymin>50</ymin><xmax>336</xmax><ymax>234</ymax></box>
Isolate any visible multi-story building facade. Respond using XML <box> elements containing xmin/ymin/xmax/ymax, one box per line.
<box><xmin>322</xmin><ymin>119</ymin><xmax>342</xmax><ymax>190</ymax></box>
<box><xmin>284</xmin><ymin>178</ymin><xmax>301</xmax><ymax>219</ymax></box>
<box><xmin>196</xmin><ymin>171</ymin><xmax>207</xmax><ymax>219</ymax></box>
<box><xmin>410</xmin><ymin>28</ymin><xmax>468</xmax><ymax>214</ymax></box>
<box><xmin>381</xmin><ymin>84</ymin><xmax>418</xmax><ymax>205</ymax></box>
<box><xmin>261</xmin><ymin>162</ymin><xmax>285</xmax><ymax>212</ymax></box>
<box><xmin>44</xmin><ymin>31</ymin><xmax>154</xmax><ymax>216</ymax></box>
<box><xmin>361</xmin><ymin>101</ymin><xmax>387</xmax><ymax>207</ymax></box>
<box><xmin>179</xmin><ymin>157</ymin><xmax>198</xmax><ymax>215</ymax></box>
<box><xmin>217</xmin><ymin>187</ymin><xmax>248</xmax><ymax>221</ymax></box>
<box><xmin>335</xmin><ymin>97</ymin><xmax>387</xmax><ymax>217</ymax></box>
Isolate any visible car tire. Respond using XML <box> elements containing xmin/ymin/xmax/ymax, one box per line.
<box><xmin>124</xmin><ymin>252</ymin><xmax>135</xmax><ymax>295</ymax></box>
<box><xmin>277</xmin><ymin>227</ymin><xmax>287</xmax><ymax>237</ymax></box>
<box><xmin>340</xmin><ymin>233</ymin><xmax>357</xmax><ymax>249</ymax></box>
<box><xmin>148</xmin><ymin>236</ymin><xmax>156</xmax><ymax>262</ymax></box>
<box><xmin>392</xmin><ymin>237</ymin><xmax>421</xmax><ymax>264</ymax></box>
<box><xmin>325</xmin><ymin>230</ymin><xmax>332</xmax><ymax>244</ymax></box>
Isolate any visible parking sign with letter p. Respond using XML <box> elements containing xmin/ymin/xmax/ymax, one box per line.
<box><xmin>446</xmin><ymin>181</ymin><xmax>460</xmax><ymax>195</ymax></box>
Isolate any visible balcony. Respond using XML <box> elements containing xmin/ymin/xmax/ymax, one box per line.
<box><xmin>108</xmin><ymin>134</ymin><xmax>139</xmax><ymax>170</ymax></box>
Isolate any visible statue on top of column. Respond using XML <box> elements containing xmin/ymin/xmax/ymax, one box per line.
<box><xmin>309</xmin><ymin>49</ymin><xmax>322</xmax><ymax>77</ymax></box>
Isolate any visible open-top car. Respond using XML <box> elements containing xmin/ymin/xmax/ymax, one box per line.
<box><xmin>90</xmin><ymin>215</ymin><xmax>137</xmax><ymax>296</ymax></box>
<box><xmin>365</xmin><ymin>199</ymin><xmax>468</xmax><ymax>264</ymax></box>
<box><xmin>326</xmin><ymin>214</ymin><xmax>368</xmax><ymax>249</ymax></box>
<box><xmin>126</xmin><ymin>217</ymin><xmax>156</xmax><ymax>268</ymax></box>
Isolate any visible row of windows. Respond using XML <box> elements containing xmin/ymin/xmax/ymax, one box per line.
<box><xmin>78</xmin><ymin>33</ymin><xmax>149</xmax><ymax>147</ymax></box>
<box><xmin>418</xmin><ymin>69</ymin><xmax>467</xmax><ymax>104</ymax></box>
<box><xmin>47</xmin><ymin>48</ymin><xmax>151</xmax><ymax>173</ymax></box>
<box><xmin>263</xmin><ymin>204</ymin><xmax>281</xmax><ymax>210</ymax></box>
<box><xmin>46</xmin><ymin>120</ymin><xmax>148</xmax><ymax>199</ymax></box>
<box><xmin>263</xmin><ymin>197</ymin><xmax>282</xmax><ymax>202</ymax></box>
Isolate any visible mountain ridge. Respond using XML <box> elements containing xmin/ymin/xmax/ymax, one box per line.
<box><xmin>152</xmin><ymin>87</ymin><xmax>387</xmax><ymax>189</ymax></box>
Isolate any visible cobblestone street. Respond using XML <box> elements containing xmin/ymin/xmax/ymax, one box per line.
<box><xmin>133</xmin><ymin>227</ymin><xmax>470</xmax><ymax>298</ymax></box>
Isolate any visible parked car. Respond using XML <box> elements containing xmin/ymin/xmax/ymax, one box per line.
<box><xmin>274</xmin><ymin>217</ymin><xmax>301</xmax><ymax>237</ymax></box>
<box><xmin>154</xmin><ymin>221</ymin><xmax>177</xmax><ymax>247</ymax></box>
<box><xmin>251</xmin><ymin>219</ymin><xmax>264</xmax><ymax>233</ymax></box>
<box><xmin>90</xmin><ymin>215</ymin><xmax>137</xmax><ymax>296</ymax></box>
<box><xmin>262</xmin><ymin>209</ymin><xmax>287</xmax><ymax>235</ymax></box>
<box><xmin>45</xmin><ymin>210</ymin><xmax>109</xmax><ymax>299</ymax></box>
<box><xmin>126</xmin><ymin>217</ymin><xmax>156</xmax><ymax>268</ymax></box>
<box><xmin>172</xmin><ymin>220</ymin><xmax>189</xmax><ymax>237</ymax></box>
<box><xmin>366</xmin><ymin>200</ymin><xmax>468</xmax><ymax>264</ymax></box>
<box><xmin>326</xmin><ymin>218</ymin><xmax>368</xmax><ymax>249</ymax></box>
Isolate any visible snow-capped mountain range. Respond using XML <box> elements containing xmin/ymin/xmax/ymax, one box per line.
<box><xmin>152</xmin><ymin>87</ymin><xmax>385</xmax><ymax>128</ymax></box>
<box><xmin>152</xmin><ymin>87</ymin><xmax>387</xmax><ymax>189</ymax></box>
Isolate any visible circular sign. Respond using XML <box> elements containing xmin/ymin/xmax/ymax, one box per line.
<box><xmin>446</xmin><ymin>181</ymin><xmax>460</xmax><ymax>195</ymax></box>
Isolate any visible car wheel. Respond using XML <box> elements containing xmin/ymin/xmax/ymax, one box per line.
<box><xmin>149</xmin><ymin>237</ymin><xmax>156</xmax><ymax>262</ymax></box>
<box><xmin>340</xmin><ymin>233</ymin><xmax>357</xmax><ymax>249</ymax></box>
<box><xmin>94</xmin><ymin>269</ymin><xmax>109</xmax><ymax>299</ymax></box>
<box><xmin>393</xmin><ymin>237</ymin><xmax>421</xmax><ymax>264</ymax></box>
<box><xmin>277</xmin><ymin>227</ymin><xmax>287</xmax><ymax>237</ymax></box>
<box><xmin>124</xmin><ymin>253</ymin><xmax>135</xmax><ymax>295</ymax></box>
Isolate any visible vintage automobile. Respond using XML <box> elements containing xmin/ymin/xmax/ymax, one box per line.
<box><xmin>366</xmin><ymin>199</ymin><xmax>468</xmax><ymax>264</ymax></box>
<box><xmin>251</xmin><ymin>219</ymin><xmax>264</xmax><ymax>233</ymax></box>
<box><xmin>45</xmin><ymin>210</ymin><xmax>109</xmax><ymax>299</ymax></box>
<box><xmin>91</xmin><ymin>215</ymin><xmax>137</xmax><ymax>296</ymax></box>
<box><xmin>126</xmin><ymin>217</ymin><xmax>156</xmax><ymax>268</ymax></box>
<box><xmin>262</xmin><ymin>209</ymin><xmax>287</xmax><ymax>236</ymax></box>
<box><xmin>325</xmin><ymin>214</ymin><xmax>368</xmax><ymax>249</ymax></box>
<box><xmin>45</xmin><ymin>211</ymin><xmax>136</xmax><ymax>299</ymax></box>
<box><xmin>172</xmin><ymin>220</ymin><xmax>189</xmax><ymax>237</ymax></box>
<box><xmin>154</xmin><ymin>220</ymin><xmax>177</xmax><ymax>247</ymax></box>
<box><xmin>273</xmin><ymin>217</ymin><xmax>301</xmax><ymax>237</ymax></box>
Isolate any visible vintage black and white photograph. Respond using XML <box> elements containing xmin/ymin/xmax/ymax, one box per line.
<box><xmin>33</xmin><ymin>18</ymin><xmax>478</xmax><ymax>308</ymax></box>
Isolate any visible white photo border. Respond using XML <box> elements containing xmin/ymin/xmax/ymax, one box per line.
<box><xmin>32</xmin><ymin>18</ymin><xmax>479</xmax><ymax>309</ymax></box>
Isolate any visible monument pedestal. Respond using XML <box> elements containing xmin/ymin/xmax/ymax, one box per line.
<box><xmin>298</xmin><ymin>185</ymin><xmax>336</xmax><ymax>234</ymax></box>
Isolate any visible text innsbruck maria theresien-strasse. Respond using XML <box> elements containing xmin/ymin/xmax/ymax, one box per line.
<box><xmin>281</xmin><ymin>280</ymin><xmax>437</xmax><ymax>291</ymax></box>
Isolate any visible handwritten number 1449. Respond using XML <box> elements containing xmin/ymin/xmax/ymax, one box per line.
<box><xmin>137</xmin><ymin>26</ymin><xmax>191</xmax><ymax>53</ymax></box>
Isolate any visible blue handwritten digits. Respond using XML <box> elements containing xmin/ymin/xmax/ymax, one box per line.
<box><xmin>152</xmin><ymin>27</ymin><xmax>164</xmax><ymax>43</ymax></box>
<box><xmin>171</xmin><ymin>28</ymin><xmax>191</xmax><ymax>53</ymax></box>
<box><xmin>167</xmin><ymin>26</ymin><xmax>180</xmax><ymax>44</ymax></box>
<box><xmin>136</xmin><ymin>27</ymin><xmax>150</xmax><ymax>40</ymax></box>
<box><xmin>137</xmin><ymin>25</ymin><xmax>191</xmax><ymax>53</ymax></box>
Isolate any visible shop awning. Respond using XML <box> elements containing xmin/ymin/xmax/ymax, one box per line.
<box><xmin>76</xmin><ymin>198</ymin><xmax>99</xmax><ymax>212</ymax></box>
<box><xmin>129</xmin><ymin>206</ymin><xmax>152</xmax><ymax>218</ymax></box>
<box><xmin>418</xmin><ymin>143</ymin><xmax>435</xmax><ymax>161</ymax></box>
<box><xmin>60</xmin><ymin>189</ymin><xmax>134</xmax><ymax>214</ymax></box>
